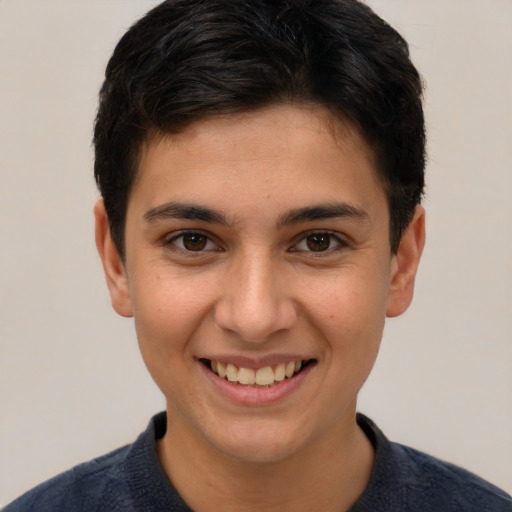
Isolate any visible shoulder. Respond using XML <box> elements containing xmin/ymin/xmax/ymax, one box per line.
<box><xmin>392</xmin><ymin>442</ymin><xmax>512</xmax><ymax>511</ymax></box>
<box><xmin>3</xmin><ymin>445</ymin><xmax>134</xmax><ymax>512</ymax></box>
<box><xmin>354</xmin><ymin>414</ymin><xmax>512</xmax><ymax>512</ymax></box>
<box><xmin>3</xmin><ymin>412</ymin><xmax>182</xmax><ymax>512</ymax></box>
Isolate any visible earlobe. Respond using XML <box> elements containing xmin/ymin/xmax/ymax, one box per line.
<box><xmin>94</xmin><ymin>199</ymin><xmax>133</xmax><ymax>318</ymax></box>
<box><xmin>386</xmin><ymin>206</ymin><xmax>426</xmax><ymax>318</ymax></box>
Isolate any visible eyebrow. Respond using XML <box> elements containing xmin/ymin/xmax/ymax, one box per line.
<box><xmin>143</xmin><ymin>201</ymin><xmax>370</xmax><ymax>227</ymax></box>
<box><xmin>277</xmin><ymin>202</ymin><xmax>370</xmax><ymax>226</ymax></box>
<box><xmin>143</xmin><ymin>202</ymin><xmax>228</xmax><ymax>225</ymax></box>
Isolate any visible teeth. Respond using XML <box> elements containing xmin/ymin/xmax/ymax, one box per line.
<box><xmin>274</xmin><ymin>363</ymin><xmax>286</xmax><ymax>382</ymax></box>
<box><xmin>208</xmin><ymin>359</ymin><xmax>306</xmax><ymax>386</ymax></box>
<box><xmin>285</xmin><ymin>361</ymin><xmax>295</xmax><ymax>378</ymax></box>
<box><xmin>226</xmin><ymin>363</ymin><xmax>239</xmax><ymax>382</ymax></box>
<box><xmin>255</xmin><ymin>366</ymin><xmax>275</xmax><ymax>386</ymax></box>
<box><xmin>238</xmin><ymin>367</ymin><xmax>256</xmax><ymax>385</ymax></box>
<box><xmin>217</xmin><ymin>361</ymin><xmax>227</xmax><ymax>379</ymax></box>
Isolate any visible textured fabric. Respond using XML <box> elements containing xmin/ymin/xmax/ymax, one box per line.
<box><xmin>5</xmin><ymin>412</ymin><xmax>511</xmax><ymax>511</ymax></box>
<box><xmin>350</xmin><ymin>416</ymin><xmax>512</xmax><ymax>512</ymax></box>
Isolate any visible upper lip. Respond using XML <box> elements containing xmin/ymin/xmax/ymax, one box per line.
<box><xmin>198</xmin><ymin>354</ymin><xmax>315</xmax><ymax>369</ymax></box>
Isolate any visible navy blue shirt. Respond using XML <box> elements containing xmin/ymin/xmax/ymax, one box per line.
<box><xmin>5</xmin><ymin>413</ymin><xmax>511</xmax><ymax>511</ymax></box>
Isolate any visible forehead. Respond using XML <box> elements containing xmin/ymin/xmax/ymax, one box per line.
<box><xmin>131</xmin><ymin>104</ymin><xmax>387</xmax><ymax>224</ymax></box>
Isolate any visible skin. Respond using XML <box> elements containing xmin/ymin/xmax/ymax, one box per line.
<box><xmin>95</xmin><ymin>104</ymin><xmax>425</xmax><ymax>511</ymax></box>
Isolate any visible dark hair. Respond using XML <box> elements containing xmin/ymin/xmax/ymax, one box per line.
<box><xmin>94</xmin><ymin>0</ymin><xmax>425</xmax><ymax>256</ymax></box>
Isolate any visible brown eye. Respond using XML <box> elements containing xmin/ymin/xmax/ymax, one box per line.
<box><xmin>291</xmin><ymin>232</ymin><xmax>346</xmax><ymax>254</ymax></box>
<box><xmin>306</xmin><ymin>233</ymin><xmax>331</xmax><ymax>251</ymax></box>
<box><xmin>165</xmin><ymin>231</ymin><xmax>220</xmax><ymax>255</ymax></box>
<box><xmin>182</xmin><ymin>233</ymin><xmax>208</xmax><ymax>251</ymax></box>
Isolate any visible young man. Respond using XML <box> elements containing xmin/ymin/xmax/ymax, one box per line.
<box><xmin>5</xmin><ymin>0</ymin><xmax>511</xmax><ymax>510</ymax></box>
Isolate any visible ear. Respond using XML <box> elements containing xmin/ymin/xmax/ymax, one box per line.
<box><xmin>94</xmin><ymin>199</ymin><xmax>133</xmax><ymax>317</ymax></box>
<box><xmin>386</xmin><ymin>206</ymin><xmax>426</xmax><ymax>318</ymax></box>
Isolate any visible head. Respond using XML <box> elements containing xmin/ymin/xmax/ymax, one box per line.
<box><xmin>93</xmin><ymin>0</ymin><xmax>425</xmax><ymax>259</ymax></box>
<box><xmin>93</xmin><ymin>0</ymin><xmax>426</xmax><ymax>467</ymax></box>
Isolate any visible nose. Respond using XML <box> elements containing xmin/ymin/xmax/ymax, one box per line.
<box><xmin>213</xmin><ymin>252</ymin><xmax>298</xmax><ymax>343</ymax></box>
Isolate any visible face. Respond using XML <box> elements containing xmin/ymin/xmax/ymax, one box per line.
<box><xmin>96</xmin><ymin>104</ymin><xmax>424</xmax><ymax>464</ymax></box>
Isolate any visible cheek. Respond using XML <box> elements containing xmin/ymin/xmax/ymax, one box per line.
<box><xmin>129</xmin><ymin>271</ymin><xmax>215</xmax><ymax>362</ymax></box>
<box><xmin>306</xmin><ymin>269</ymin><xmax>389</xmax><ymax>360</ymax></box>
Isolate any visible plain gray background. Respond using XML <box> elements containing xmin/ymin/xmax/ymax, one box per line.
<box><xmin>1</xmin><ymin>0</ymin><xmax>511</xmax><ymax>505</ymax></box>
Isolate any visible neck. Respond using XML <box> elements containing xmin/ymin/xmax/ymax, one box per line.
<box><xmin>157</xmin><ymin>408</ymin><xmax>374</xmax><ymax>512</ymax></box>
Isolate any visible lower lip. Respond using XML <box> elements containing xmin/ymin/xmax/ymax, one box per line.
<box><xmin>198</xmin><ymin>361</ymin><xmax>315</xmax><ymax>406</ymax></box>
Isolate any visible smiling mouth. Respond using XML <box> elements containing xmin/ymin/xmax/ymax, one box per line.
<box><xmin>201</xmin><ymin>359</ymin><xmax>315</xmax><ymax>387</ymax></box>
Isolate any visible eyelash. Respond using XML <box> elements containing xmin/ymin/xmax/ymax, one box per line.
<box><xmin>163</xmin><ymin>230</ymin><xmax>348</xmax><ymax>255</ymax></box>
<box><xmin>164</xmin><ymin>231</ymin><xmax>221</xmax><ymax>253</ymax></box>
<box><xmin>290</xmin><ymin>231</ymin><xmax>349</xmax><ymax>254</ymax></box>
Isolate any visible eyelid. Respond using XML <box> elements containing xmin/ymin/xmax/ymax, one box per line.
<box><xmin>290</xmin><ymin>230</ymin><xmax>350</xmax><ymax>253</ymax></box>
<box><xmin>163</xmin><ymin>230</ymin><xmax>221</xmax><ymax>252</ymax></box>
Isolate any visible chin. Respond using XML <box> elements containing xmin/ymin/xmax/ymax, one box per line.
<box><xmin>221</xmin><ymin>440</ymin><xmax>300</xmax><ymax>465</ymax></box>
<box><xmin>206</xmin><ymin>420</ymin><xmax>310</xmax><ymax>464</ymax></box>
